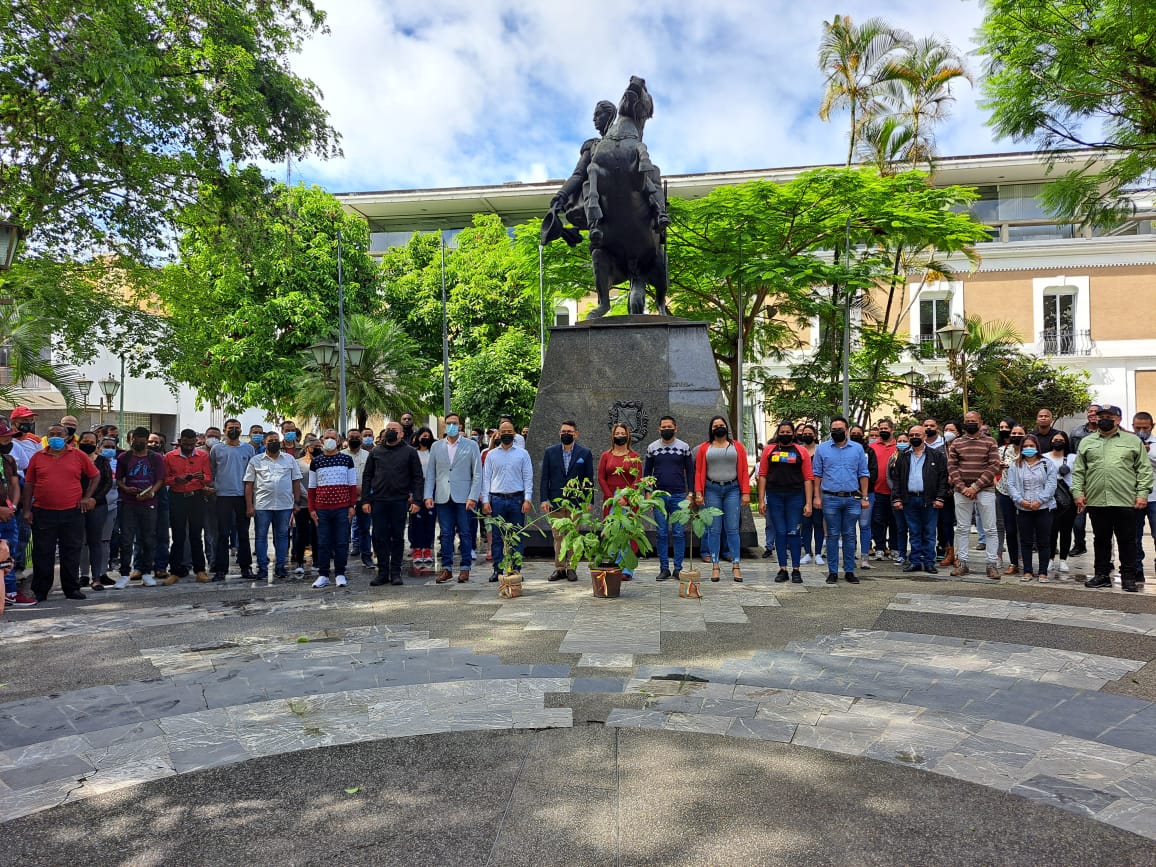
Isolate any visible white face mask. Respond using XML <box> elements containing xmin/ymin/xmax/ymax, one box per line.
<box><xmin>943</xmin><ymin>431</ymin><xmax>957</xmax><ymax>443</ymax></box>
<box><xmin>205</xmin><ymin>437</ymin><xmax>220</xmax><ymax>448</ymax></box>
<box><xmin>323</xmin><ymin>438</ymin><xmax>338</xmax><ymax>452</ymax></box>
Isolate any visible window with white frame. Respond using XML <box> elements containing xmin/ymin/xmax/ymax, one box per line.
<box><xmin>553</xmin><ymin>306</ymin><xmax>571</xmax><ymax>327</ymax></box>
<box><xmin>1034</xmin><ymin>276</ymin><xmax>1092</xmax><ymax>356</ymax></box>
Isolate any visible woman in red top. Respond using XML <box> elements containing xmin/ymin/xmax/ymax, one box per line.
<box><xmin>598</xmin><ymin>423</ymin><xmax>642</xmax><ymax>578</ymax></box>
<box><xmin>693</xmin><ymin>415</ymin><xmax>750</xmax><ymax>582</ymax></box>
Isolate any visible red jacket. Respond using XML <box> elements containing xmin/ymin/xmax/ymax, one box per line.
<box><xmin>693</xmin><ymin>440</ymin><xmax>750</xmax><ymax>495</ymax></box>
<box><xmin>869</xmin><ymin>440</ymin><xmax>897</xmax><ymax>494</ymax></box>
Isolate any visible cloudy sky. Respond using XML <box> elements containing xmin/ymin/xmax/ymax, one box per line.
<box><xmin>288</xmin><ymin>0</ymin><xmax>1005</xmax><ymax>194</ymax></box>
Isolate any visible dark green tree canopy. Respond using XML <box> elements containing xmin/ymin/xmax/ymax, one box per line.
<box><xmin>0</xmin><ymin>0</ymin><xmax>338</xmax><ymax>257</ymax></box>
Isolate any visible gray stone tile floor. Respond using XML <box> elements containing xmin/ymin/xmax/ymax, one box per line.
<box><xmin>7</xmin><ymin>534</ymin><xmax>1156</xmax><ymax>843</ymax></box>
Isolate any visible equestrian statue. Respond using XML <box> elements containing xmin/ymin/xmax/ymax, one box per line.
<box><xmin>540</xmin><ymin>76</ymin><xmax>670</xmax><ymax>318</ymax></box>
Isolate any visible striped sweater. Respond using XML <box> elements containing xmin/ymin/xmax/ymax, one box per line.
<box><xmin>946</xmin><ymin>434</ymin><xmax>1001</xmax><ymax>492</ymax></box>
<box><xmin>307</xmin><ymin>452</ymin><xmax>359</xmax><ymax>510</ymax></box>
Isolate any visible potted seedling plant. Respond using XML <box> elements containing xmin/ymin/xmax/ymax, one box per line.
<box><xmin>483</xmin><ymin>512</ymin><xmax>549</xmax><ymax>598</ymax></box>
<box><xmin>667</xmin><ymin>498</ymin><xmax>723</xmax><ymax>598</ymax></box>
<box><xmin>548</xmin><ymin>472</ymin><xmax>669</xmax><ymax>598</ymax></box>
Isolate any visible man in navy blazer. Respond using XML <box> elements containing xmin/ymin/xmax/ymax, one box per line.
<box><xmin>539</xmin><ymin>419</ymin><xmax>595</xmax><ymax>581</ymax></box>
<box><xmin>424</xmin><ymin>412</ymin><xmax>483</xmax><ymax>584</ymax></box>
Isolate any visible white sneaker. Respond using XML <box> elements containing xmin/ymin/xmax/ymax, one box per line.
<box><xmin>113</xmin><ymin>575</ymin><xmax>131</xmax><ymax>590</ymax></box>
<box><xmin>860</xmin><ymin>556</ymin><xmax>872</xmax><ymax>570</ymax></box>
<box><xmin>266</xmin><ymin>574</ymin><xmax>274</xmax><ymax>586</ymax></box>
<box><xmin>815</xmin><ymin>554</ymin><xmax>825</xmax><ymax>566</ymax></box>
<box><xmin>1058</xmin><ymin>560</ymin><xmax>1070</xmax><ymax>574</ymax></box>
<box><xmin>312</xmin><ymin>575</ymin><xmax>330</xmax><ymax>589</ymax></box>
<box><xmin>141</xmin><ymin>573</ymin><xmax>157</xmax><ymax>587</ymax></box>
<box><xmin>294</xmin><ymin>566</ymin><xmax>304</xmax><ymax>576</ymax></box>
<box><xmin>335</xmin><ymin>574</ymin><xmax>347</xmax><ymax>587</ymax></box>
<box><xmin>800</xmin><ymin>554</ymin><xmax>813</xmax><ymax>565</ymax></box>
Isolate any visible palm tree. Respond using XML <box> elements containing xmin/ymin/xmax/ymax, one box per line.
<box><xmin>291</xmin><ymin>315</ymin><xmax>431</xmax><ymax>429</ymax></box>
<box><xmin>946</xmin><ymin>315</ymin><xmax>1024</xmax><ymax>412</ymax></box>
<box><xmin>818</xmin><ymin>15</ymin><xmax>912</xmax><ymax>166</ymax></box>
<box><xmin>879</xmin><ymin>36</ymin><xmax>973</xmax><ymax>170</ymax></box>
<box><xmin>0</xmin><ymin>302</ymin><xmax>82</xmax><ymax>408</ymax></box>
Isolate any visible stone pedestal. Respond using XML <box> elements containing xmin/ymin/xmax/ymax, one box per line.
<box><xmin>524</xmin><ymin>314</ymin><xmax>758</xmax><ymax>552</ymax></box>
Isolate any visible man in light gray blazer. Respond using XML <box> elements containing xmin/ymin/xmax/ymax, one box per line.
<box><xmin>424</xmin><ymin>411</ymin><xmax>483</xmax><ymax>583</ymax></box>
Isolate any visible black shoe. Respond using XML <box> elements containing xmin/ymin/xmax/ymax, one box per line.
<box><xmin>1084</xmin><ymin>574</ymin><xmax>1112</xmax><ymax>589</ymax></box>
<box><xmin>34</xmin><ymin>594</ymin><xmax>48</xmax><ymax>602</ymax></box>
<box><xmin>370</xmin><ymin>575</ymin><xmax>388</xmax><ymax>586</ymax></box>
<box><xmin>490</xmin><ymin>569</ymin><xmax>500</xmax><ymax>583</ymax></box>
<box><xmin>826</xmin><ymin>573</ymin><xmax>838</xmax><ymax>584</ymax></box>
<box><xmin>656</xmin><ymin>568</ymin><xmax>672</xmax><ymax>582</ymax></box>
<box><xmin>241</xmin><ymin>569</ymin><xmax>255</xmax><ymax>581</ymax></box>
<box><xmin>774</xmin><ymin>568</ymin><xmax>789</xmax><ymax>583</ymax></box>
<box><xmin>390</xmin><ymin>577</ymin><xmax>404</xmax><ymax>586</ymax></box>
<box><xmin>673</xmin><ymin>569</ymin><xmax>681</xmax><ymax>581</ymax></box>
<box><xmin>274</xmin><ymin>572</ymin><xmax>288</xmax><ymax>582</ymax></box>
<box><xmin>791</xmin><ymin>569</ymin><xmax>803</xmax><ymax>584</ymax></box>
<box><xmin>1136</xmin><ymin>572</ymin><xmax>1146</xmax><ymax>584</ymax></box>
<box><xmin>1070</xmin><ymin>545</ymin><xmax>1087</xmax><ymax>557</ymax></box>
<box><xmin>1123</xmin><ymin>580</ymin><xmax>1140</xmax><ymax>593</ymax></box>
<box><xmin>212</xmin><ymin>573</ymin><xmax>226</xmax><ymax>583</ymax></box>
<box><xmin>64</xmin><ymin>591</ymin><xmax>87</xmax><ymax>600</ymax></box>
<box><xmin>79</xmin><ymin>576</ymin><xmax>91</xmax><ymax>587</ymax></box>
<box><xmin>761</xmin><ymin>549</ymin><xmax>775</xmax><ymax>559</ymax></box>
<box><xmin>845</xmin><ymin>573</ymin><xmax>860</xmax><ymax>584</ymax></box>
<box><xmin>548</xmin><ymin>570</ymin><xmax>565</xmax><ymax>582</ymax></box>
<box><xmin>361</xmin><ymin>556</ymin><xmax>375</xmax><ymax>568</ymax></box>
<box><xmin>567</xmin><ymin>570</ymin><xmax>578</xmax><ymax>582</ymax></box>
<box><xmin>924</xmin><ymin>564</ymin><xmax>938</xmax><ymax>575</ymax></box>
<box><xmin>903</xmin><ymin>562</ymin><xmax>922</xmax><ymax>573</ymax></box>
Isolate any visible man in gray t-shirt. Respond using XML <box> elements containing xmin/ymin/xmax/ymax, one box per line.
<box><xmin>208</xmin><ymin>418</ymin><xmax>256</xmax><ymax>581</ymax></box>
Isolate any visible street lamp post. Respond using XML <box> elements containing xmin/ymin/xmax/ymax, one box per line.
<box><xmin>309</xmin><ymin>339</ymin><xmax>365</xmax><ymax>427</ymax></box>
<box><xmin>936</xmin><ymin>320</ymin><xmax>969</xmax><ymax>414</ymax></box>
<box><xmin>98</xmin><ymin>374</ymin><xmax>121</xmax><ymax>426</ymax></box>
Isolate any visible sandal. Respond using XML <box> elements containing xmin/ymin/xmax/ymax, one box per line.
<box><xmin>732</xmin><ymin>564</ymin><xmax>743</xmax><ymax>582</ymax></box>
<box><xmin>1020</xmin><ymin>573</ymin><xmax>1035</xmax><ymax>583</ymax></box>
<box><xmin>711</xmin><ymin>563</ymin><xmax>721</xmax><ymax>582</ymax></box>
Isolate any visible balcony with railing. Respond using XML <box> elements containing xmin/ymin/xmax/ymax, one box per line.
<box><xmin>913</xmin><ymin>334</ymin><xmax>944</xmax><ymax>360</ymax></box>
<box><xmin>1038</xmin><ymin>329</ymin><xmax>1095</xmax><ymax>357</ymax></box>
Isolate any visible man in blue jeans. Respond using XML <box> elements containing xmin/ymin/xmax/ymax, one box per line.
<box><xmin>481</xmin><ymin>420</ymin><xmax>534</xmax><ymax>581</ymax></box>
<box><xmin>811</xmin><ymin>416</ymin><xmax>870</xmax><ymax>585</ymax></box>
<box><xmin>890</xmin><ymin>424</ymin><xmax>949</xmax><ymax>573</ymax></box>
<box><xmin>425</xmin><ymin>412</ymin><xmax>483</xmax><ymax>584</ymax></box>
<box><xmin>1132</xmin><ymin>412</ymin><xmax>1156</xmax><ymax>580</ymax></box>
<box><xmin>643</xmin><ymin>416</ymin><xmax>694</xmax><ymax>582</ymax></box>
<box><xmin>243</xmin><ymin>431</ymin><xmax>302</xmax><ymax>584</ymax></box>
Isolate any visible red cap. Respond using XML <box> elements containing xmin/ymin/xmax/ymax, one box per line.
<box><xmin>0</xmin><ymin>423</ymin><xmax>13</xmax><ymax>437</ymax></box>
<box><xmin>8</xmin><ymin>406</ymin><xmax>36</xmax><ymax>420</ymax></box>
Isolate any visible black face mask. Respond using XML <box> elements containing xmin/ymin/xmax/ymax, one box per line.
<box><xmin>501</xmin><ymin>433</ymin><xmax>516</xmax><ymax>445</ymax></box>
<box><xmin>560</xmin><ymin>433</ymin><xmax>575</xmax><ymax>445</ymax></box>
<box><xmin>711</xmin><ymin>426</ymin><xmax>728</xmax><ymax>439</ymax></box>
<box><xmin>777</xmin><ymin>434</ymin><xmax>794</xmax><ymax>445</ymax></box>
<box><xmin>148</xmin><ymin>444</ymin><xmax>163</xmax><ymax>453</ymax></box>
<box><xmin>879</xmin><ymin>430</ymin><xmax>892</xmax><ymax>442</ymax></box>
<box><xmin>384</xmin><ymin>430</ymin><xmax>399</xmax><ymax>444</ymax></box>
<box><xmin>79</xmin><ymin>442</ymin><xmax>97</xmax><ymax>454</ymax></box>
<box><xmin>997</xmin><ymin>430</ymin><xmax>1011</xmax><ymax>444</ymax></box>
<box><xmin>659</xmin><ymin>429</ymin><xmax>675</xmax><ymax>441</ymax></box>
<box><xmin>964</xmin><ymin>422</ymin><xmax>980</xmax><ymax>435</ymax></box>
<box><xmin>1009</xmin><ymin>435</ymin><xmax>1024</xmax><ymax>446</ymax></box>
<box><xmin>850</xmin><ymin>435</ymin><xmax>864</xmax><ymax>445</ymax></box>
<box><xmin>612</xmin><ymin>435</ymin><xmax>628</xmax><ymax>446</ymax></box>
<box><xmin>419</xmin><ymin>437</ymin><xmax>433</xmax><ymax>448</ymax></box>
<box><xmin>226</xmin><ymin>429</ymin><xmax>240</xmax><ymax>440</ymax></box>
<box><xmin>265</xmin><ymin>441</ymin><xmax>281</xmax><ymax>453</ymax></box>
<box><xmin>909</xmin><ymin>437</ymin><xmax>923</xmax><ymax>448</ymax></box>
<box><xmin>65</xmin><ymin>426</ymin><xmax>77</xmax><ymax>437</ymax></box>
<box><xmin>1097</xmin><ymin>418</ymin><xmax>1116</xmax><ymax>432</ymax></box>
<box><xmin>1052</xmin><ymin>440</ymin><xmax>1066</xmax><ymax>452</ymax></box>
<box><xmin>132</xmin><ymin>442</ymin><xmax>148</xmax><ymax>453</ymax></box>
<box><xmin>16</xmin><ymin>423</ymin><xmax>33</xmax><ymax>434</ymax></box>
<box><xmin>800</xmin><ymin>434</ymin><xmax>815</xmax><ymax>445</ymax></box>
<box><xmin>831</xmin><ymin>429</ymin><xmax>847</xmax><ymax>443</ymax></box>
<box><xmin>347</xmin><ymin>438</ymin><xmax>361</xmax><ymax>449</ymax></box>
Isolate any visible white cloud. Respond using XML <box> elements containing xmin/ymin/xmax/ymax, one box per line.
<box><xmin>288</xmin><ymin>0</ymin><xmax>1000</xmax><ymax>193</ymax></box>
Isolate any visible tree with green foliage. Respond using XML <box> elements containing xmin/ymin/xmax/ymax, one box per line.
<box><xmin>0</xmin><ymin>302</ymin><xmax>82</xmax><ymax>407</ymax></box>
<box><xmin>154</xmin><ymin>176</ymin><xmax>379</xmax><ymax>414</ymax></box>
<box><xmin>977</xmin><ymin>0</ymin><xmax>1156</xmax><ymax>226</ymax></box>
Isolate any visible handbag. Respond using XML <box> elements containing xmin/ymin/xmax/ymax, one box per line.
<box><xmin>1054</xmin><ymin>478</ymin><xmax>1074</xmax><ymax>512</ymax></box>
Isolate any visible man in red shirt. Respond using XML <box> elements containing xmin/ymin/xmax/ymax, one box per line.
<box><xmin>163</xmin><ymin>428</ymin><xmax>213</xmax><ymax>585</ymax></box>
<box><xmin>868</xmin><ymin>418</ymin><xmax>899</xmax><ymax>560</ymax></box>
<box><xmin>23</xmin><ymin>423</ymin><xmax>100</xmax><ymax>601</ymax></box>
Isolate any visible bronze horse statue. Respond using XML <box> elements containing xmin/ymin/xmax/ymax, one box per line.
<box><xmin>541</xmin><ymin>76</ymin><xmax>669</xmax><ymax>318</ymax></box>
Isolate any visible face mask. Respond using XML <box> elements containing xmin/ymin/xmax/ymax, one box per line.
<box><xmin>265</xmin><ymin>440</ymin><xmax>281</xmax><ymax>453</ymax></box>
<box><xmin>419</xmin><ymin>437</ymin><xmax>433</xmax><ymax>448</ymax></box>
<box><xmin>79</xmin><ymin>442</ymin><xmax>97</xmax><ymax>454</ymax></box>
<box><xmin>896</xmin><ymin>441</ymin><xmax>910</xmax><ymax>452</ymax></box>
<box><xmin>879</xmin><ymin>430</ymin><xmax>892</xmax><ymax>442</ymax></box>
<box><xmin>348</xmin><ymin>437</ymin><xmax>362</xmax><ymax>448</ymax></box>
<box><xmin>323</xmin><ymin>437</ymin><xmax>338</xmax><ymax>451</ymax></box>
<box><xmin>1052</xmin><ymin>440</ymin><xmax>1065</xmax><ymax>451</ymax></box>
<box><xmin>925</xmin><ymin>430</ymin><xmax>937</xmax><ymax>439</ymax></box>
<box><xmin>101</xmin><ymin>448</ymin><xmax>116</xmax><ymax>460</ymax></box>
<box><xmin>148</xmin><ymin>444</ymin><xmax>163</xmax><ymax>453</ymax></box>
<box><xmin>1098</xmin><ymin>418</ymin><xmax>1115</xmax><ymax>432</ymax></box>
<box><xmin>226</xmin><ymin>429</ymin><xmax>240</xmax><ymax>440</ymax></box>
<box><xmin>997</xmin><ymin>430</ymin><xmax>1011</xmax><ymax>444</ymax></box>
<box><xmin>48</xmin><ymin>436</ymin><xmax>67</xmax><ymax>450</ymax></box>
<box><xmin>17</xmin><ymin>422</ymin><xmax>33</xmax><ymax>434</ymax></box>
<box><xmin>909</xmin><ymin>437</ymin><xmax>923</xmax><ymax>448</ymax></box>
<box><xmin>850</xmin><ymin>434</ymin><xmax>863</xmax><ymax>445</ymax></box>
<box><xmin>65</xmin><ymin>426</ymin><xmax>77</xmax><ymax>437</ymax></box>
<box><xmin>384</xmin><ymin>430</ymin><xmax>399</xmax><ymax>444</ymax></box>
<box><xmin>1138</xmin><ymin>431</ymin><xmax>1152</xmax><ymax>443</ymax></box>
<box><xmin>251</xmin><ymin>434</ymin><xmax>264</xmax><ymax>445</ymax></box>
<box><xmin>1021</xmin><ymin>447</ymin><xmax>1038</xmax><ymax>458</ymax></box>
<box><xmin>284</xmin><ymin>431</ymin><xmax>297</xmax><ymax>443</ymax></box>
<box><xmin>445</xmin><ymin>423</ymin><xmax>459</xmax><ymax>437</ymax></box>
<box><xmin>777</xmin><ymin>434</ymin><xmax>794</xmax><ymax>445</ymax></box>
<box><xmin>964</xmin><ymin>422</ymin><xmax>980</xmax><ymax>435</ymax></box>
<box><xmin>831</xmin><ymin>429</ymin><xmax>847</xmax><ymax>443</ymax></box>
<box><xmin>1010</xmin><ymin>435</ymin><xmax>1024</xmax><ymax>446</ymax></box>
<box><xmin>800</xmin><ymin>434</ymin><xmax>815</xmax><ymax>445</ymax></box>
<box><xmin>660</xmin><ymin>429</ymin><xmax>675</xmax><ymax>441</ymax></box>
<box><xmin>501</xmin><ymin>433</ymin><xmax>516</xmax><ymax>446</ymax></box>
<box><xmin>205</xmin><ymin>437</ymin><xmax>220</xmax><ymax>448</ymax></box>
<box><xmin>944</xmin><ymin>431</ymin><xmax>957</xmax><ymax>442</ymax></box>
<box><xmin>711</xmin><ymin>426</ymin><xmax>728</xmax><ymax>439</ymax></box>
<box><xmin>560</xmin><ymin>433</ymin><xmax>575</xmax><ymax>445</ymax></box>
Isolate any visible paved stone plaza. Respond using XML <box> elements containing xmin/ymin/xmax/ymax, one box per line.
<box><xmin>4</xmin><ymin>527</ymin><xmax>1156</xmax><ymax>864</ymax></box>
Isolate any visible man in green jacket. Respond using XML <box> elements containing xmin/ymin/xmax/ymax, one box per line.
<box><xmin>1072</xmin><ymin>405</ymin><xmax>1154</xmax><ymax>592</ymax></box>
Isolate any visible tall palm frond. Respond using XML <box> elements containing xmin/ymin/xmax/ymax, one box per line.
<box><xmin>0</xmin><ymin>302</ymin><xmax>83</xmax><ymax>408</ymax></box>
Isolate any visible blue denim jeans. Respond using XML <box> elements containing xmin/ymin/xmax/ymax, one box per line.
<box><xmin>705</xmin><ymin>480</ymin><xmax>741</xmax><ymax>565</ymax></box>
<box><xmin>765</xmin><ymin>489</ymin><xmax>804</xmax><ymax>568</ymax></box>
<box><xmin>489</xmin><ymin>494</ymin><xmax>526</xmax><ymax>573</ymax></box>
<box><xmin>821</xmin><ymin>495</ymin><xmax>861</xmax><ymax>574</ymax></box>
<box><xmin>801</xmin><ymin>507</ymin><xmax>825</xmax><ymax>556</ymax></box>
<box><xmin>858</xmin><ymin>492</ymin><xmax>873</xmax><ymax>555</ymax></box>
<box><xmin>653</xmin><ymin>493</ymin><xmax>686</xmax><ymax>570</ymax></box>
<box><xmin>901</xmin><ymin>495</ymin><xmax>936</xmax><ymax>568</ymax></box>
<box><xmin>0</xmin><ymin>515</ymin><xmax>18</xmax><ymax>594</ymax></box>
<box><xmin>437</xmin><ymin>500</ymin><xmax>474</xmax><ymax>570</ymax></box>
<box><xmin>253</xmin><ymin>508</ymin><xmax>292</xmax><ymax>576</ymax></box>
<box><xmin>353</xmin><ymin>509</ymin><xmax>372</xmax><ymax>557</ymax></box>
<box><xmin>314</xmin><ymin>507</ymin><xmax>351</xmax><ymax>578</ymax></box>
<box><xmin>1137</xmin><ymin>501</ymin><xmax>1156</xmax><ymax>575</ymax></box>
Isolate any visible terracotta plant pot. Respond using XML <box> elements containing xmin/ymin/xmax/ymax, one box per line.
<box><xmin>498</xmin><ymin>571</ymin><xmax>523</xmax><ymax>599</ymax></box>
<box><xmin>590</xmin><ymin>565</ymin><xmax>623</xmax><ymax>598</ymax></box>
<box><xmin>678</xmin><ymin>568</ymin><xmax>702</xmax><ymax>599</ymax></box>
